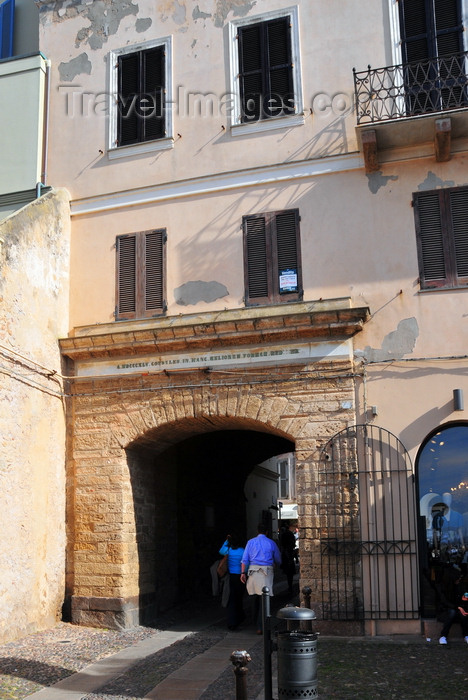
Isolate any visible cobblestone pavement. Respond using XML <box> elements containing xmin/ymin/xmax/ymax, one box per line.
<box><xmin>0</xmin><ymin>588</ymin><xmax>467</xmax><ymax>700</ymax></box>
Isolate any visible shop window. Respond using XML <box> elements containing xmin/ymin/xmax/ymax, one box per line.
<box><xmin>116</xmin><ymin>229</ymin><xmax>166</xmax><ymax>320</ymax></box>
<box><xmin>418</xmin><ymin>424</ymin><xmax>468</xmax><ymax>563</ymax></box>
<box><xmin>229</xmin><ymin>7</ymin><xmax>303</xmax><ymax>133</ymax></box>
<box><xmin>109</xmin><ymin>37</ymin><xmax>173</xmax><ymax>157</ymax></box>
<box><xmin>413</xmin><ymin>186</ymin><xmax>468</xmax><ymax>290</ymax></box>
<box><xmin>243</xmin><ymin>208</ymin><xmax>302</xmax><ymax>306</ymax></box>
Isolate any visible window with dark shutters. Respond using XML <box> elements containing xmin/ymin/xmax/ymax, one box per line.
<box><xmin>413</xmin><ymin>186</ymin><xmax>468</xmax><ymax>290</ymax></box>
<box><xmin>243</xmin><ymin>209</ymin><xmax>302</xmax><ymax>305</ymax></box>
<box><xmin>117</xmin><ymin>46</ymin><xmax>165</xmax><ymax>146</ymax></box>
<box><xmin>116</xmin><ymin>229</ymin><xmax>166</xmax><ymax>320</ymax></box>
<box><xmin>238</xmin><ymin>17</ymin><xmax>295</xmax><ymax>122</ymax></box>
<box><xmin>398</xmin><ymin>0</ymin><xmax>465</xmax><ymax>113</ymax></box>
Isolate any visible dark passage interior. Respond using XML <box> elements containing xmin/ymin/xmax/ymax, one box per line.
<box><xmin>126</xmin><ymin>421</ymin><xmax>294</xmax><ymax>623</ymax></box>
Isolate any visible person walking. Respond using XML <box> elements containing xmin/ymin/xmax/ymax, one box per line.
<box><xmin>219</xmin><ymin>533</ymin><xmax>246</xmax><ymax>630</ymax></box>
<box><xmin>280</xmin><ymin>523</ymin><xmax>297</xmax><ymax>594</ymax></box>
<box><xmin>240</xmin><ymin>523</ymin><xmax>282</xmax><ymax>634</ymax></box>
<box><xmin>436</xmin><ymin>566</ymin><xmax>468</xmax><ymax>645</ymax></box>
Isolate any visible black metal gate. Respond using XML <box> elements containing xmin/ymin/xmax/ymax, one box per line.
<box><xmin>319</xmin><ymin>425</ymin><xmax>419</xmax><ymax>621</ymax></box>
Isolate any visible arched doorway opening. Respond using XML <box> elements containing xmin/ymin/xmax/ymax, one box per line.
<box><xmin>417</xmin><ymin>422</ymin><xmax>468</xmax><ymax>617</ymax></box>
<box><xmin>125</xmin><ymin>417</ymin><xmax>294</xmax><ymax>622</ymax></box>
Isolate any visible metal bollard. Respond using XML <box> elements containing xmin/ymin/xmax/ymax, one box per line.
<box><xmin>301</xmin><ymin>586</ymin><xmax>313</xmax><ymax>632</ymax></box>
<box><xmin>276</xmin><ymin>606</ymin><xmax>318</xmax><ymax>699</ymax></box>
<box><xmin>262</xmin><ymin>586</ymin><xmax>273</xmax><ymax>700</ymax></box>
<box><xmin>302</xmin><ymin>585</ymin><xmax>312</xmax><ymax>609</ymax></box>
<box><xmin>230</xmin><ymin>650</ymin><xmax>251</xmax><ymax>700</ymax></box>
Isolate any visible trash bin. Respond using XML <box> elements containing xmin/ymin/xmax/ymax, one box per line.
<box><xmin>276</xmin><ymin>606</ymin><xmax>318</xmax><ymax>699</ymax></box>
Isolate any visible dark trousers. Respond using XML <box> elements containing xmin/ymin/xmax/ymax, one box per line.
<box><xmin>440</xmin><ymin>608</ymin><xmax>468</xmax><ymax>638</ymax></box>
<box><xmin>227</xmin><ymin>574</ymin><xmax>245</xmax><ymax>628</ymax></box>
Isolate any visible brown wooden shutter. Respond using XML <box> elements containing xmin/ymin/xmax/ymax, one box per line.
<box><xmin>144</xmin><ymin>229</ymin><xmax>166</xmax><ymax>315</ymax></box>
<box><xmin>449</xmin><ymin>189</ymin><xmax>468</xmax><ymax>284</ymax></box>
<box><xmin>116</xmin><ymin>229</ymin><xmax>166</xmax><ymax>319</ymax></box>
<box><xmin>244</xmin><ymin>214</ymin><xmax>271</xmax><ymax>303</ymax></box>
<box><xmin>414</xmin><ymin>191</ymin><xmax>447</xmax><ymax>288</ymax></box>
<box><xmin>275</xmin><ymin>209</ymin><xmax>301</xmax><ymax>295</ymax></box>
<box><xmin>413</xmin><ymin>187</ymin><xmax>468</xmax><ymax>289</ymax></box>
<box><xmin>244</xmin><ymin>209</ymin><xmax>302</xmax><ymax>305</ymax></box>
<box><xmin>116</xmin><ymin>234</ymin><xmax>137</xmax><ymax>318</ymax></box>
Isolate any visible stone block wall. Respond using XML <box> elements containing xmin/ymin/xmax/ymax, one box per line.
<box><xmin>65</xmin><ymin>358</ymin><xmax>358</xmax><ymax>628</ymax></box>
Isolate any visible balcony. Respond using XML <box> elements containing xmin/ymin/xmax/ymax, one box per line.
<box><xmin>353</xmin><ymin>52</ymin><xmax>468</xmax><ymax>172</ymax></box>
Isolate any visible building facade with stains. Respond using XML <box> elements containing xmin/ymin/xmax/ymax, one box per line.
<box><xmin>1</xmin><ymin>0</ymin><xmax>468</xmax><ymax>640</ymax></box>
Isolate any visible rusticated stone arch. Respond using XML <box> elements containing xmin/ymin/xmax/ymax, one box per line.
<box><xmin>66</xmin><ymin>360</ymin><xmax>356</xmax><ymax>628</ymax></box>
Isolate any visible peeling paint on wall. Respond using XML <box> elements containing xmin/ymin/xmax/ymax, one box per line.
<box><xmin>39</xmin><ymin>0</ymin><xmax>255</xmax><ymax>37</ymax></box>
<box><xmin>213</xmin><ymin>0</ymin><xmax>257</xmax><ymax>27</ymax></box>
<box><xmin>172</xmin><ymin>0</ymin><xmax>187</xmax><ymax>25</ymax></box>
<box><xmin>136</xmin><ymin>17</ymin><xmax>152</xmax><ymax>33</ymax></box>
<box><xmin>39</xmin><ymin>1</ymin><xmax>151</xmax><ymax>51</ymax></box>
<box><xmin>418</xmin><ymin>171</ymin><xmax>456</xmax><ymax>191</ymax></box>
<box><xmin>356</xmin><ymin>318</ymin><xmax>419</xmax><ymax>362</ymax></box>
<box><xmin>193</xmin><ymin>5</ymin><xmax>211</xmax><ymax>20</ymax></box>
<box><xmin>366</xmin><ymin>171</ymin><xmax>398</xmax><ymax>194</ymax></box>
<box><xmin>158</xmin><ymin>0</ymin><xmax>187</xmax><ymax>26</ymax></box>
<box><xmin>174</xmin><ymin>280</ymin><xmax>229</xmax><ymax>306</ymax></box>
<box><xmin>58</xmin><ymin>53</ymin><xmax>91</xmax><ymax>81</ymax></box>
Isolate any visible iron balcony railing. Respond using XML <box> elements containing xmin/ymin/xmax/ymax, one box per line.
<box><xmin>353</xmin><ymin>51</ymin><xmax>468</xmax><ymax>125</ymax></box>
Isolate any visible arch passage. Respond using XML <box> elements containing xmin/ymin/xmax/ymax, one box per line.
<box><xmin>126</xmin><ymin>425</ymin><xmax>293</xmax><ymax>619</ymax></box>
<box><xmin>65</xmin><ymin>361</ymin><xmax>357</xmax><ymax>629</ymax></box>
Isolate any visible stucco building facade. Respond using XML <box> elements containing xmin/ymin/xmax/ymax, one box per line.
<box><xmin>1</xmin><ymin>0</ymin><xmax>468</xmax><ymax>640</ymax></box>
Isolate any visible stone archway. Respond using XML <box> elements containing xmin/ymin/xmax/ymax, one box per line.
<box><xmin>60</xmin><ymin>302</ymin><xmax>368</xmax><ymax>629</ymax></box>
<box><xmin>64</xmin><ymin>359</ymin><xmax>356</xmax><ymax>628</ymax></box>
<box><xmin>126</xmin><ymin>423</ymin><xmax>294</xmax><ymax>619</ymax></box>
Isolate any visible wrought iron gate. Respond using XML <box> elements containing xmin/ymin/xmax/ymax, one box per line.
<box><xmin>319</xmin><ymin>425</ymin><xmax>419</xmax><ymax>621</ymax></box>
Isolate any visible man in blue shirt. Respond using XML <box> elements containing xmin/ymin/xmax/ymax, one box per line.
<box><xmin>240</xmin><ymin>523</ymin><xmax>282</xmax><ymax>633</ymax></box>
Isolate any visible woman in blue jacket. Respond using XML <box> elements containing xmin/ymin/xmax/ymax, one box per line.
<box><xmin>219</xmin><ymin>533</ymin><xmax>246</xmax><ymax>630</ymax></box>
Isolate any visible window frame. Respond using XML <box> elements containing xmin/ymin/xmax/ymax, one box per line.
<box><xmin>108</xmin><ymin>36</ymin><xmax>173</xmax><ymax>159</ymax></box>
<box><xmin>413</xmin><ymin>185</ymin><xmax>468</xmax><ymax>291</ymax></box>
<box><xmin>0</xmin><ymin>0</ymin><xmax>14</xmax><ymax>60</ymax></box>
<box><xmin>115</xmin><ymin>228</ymin><xmax>167</xmax><ymax>321</ymax></box>
<box><xmin>228</xmin><ymin>6</ymin><xmax>304</xmax><ymax>136</ymax></box>
<box><xmin>242</xmin><ymin>208</ymin><xmax>303</xmax><ymax>306</ymax></box>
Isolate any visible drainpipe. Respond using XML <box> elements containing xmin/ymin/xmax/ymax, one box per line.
<box><xmin>39</xmin><ymin>54</ymin><xmax>51</xmax><ymax>193</ymax></box>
